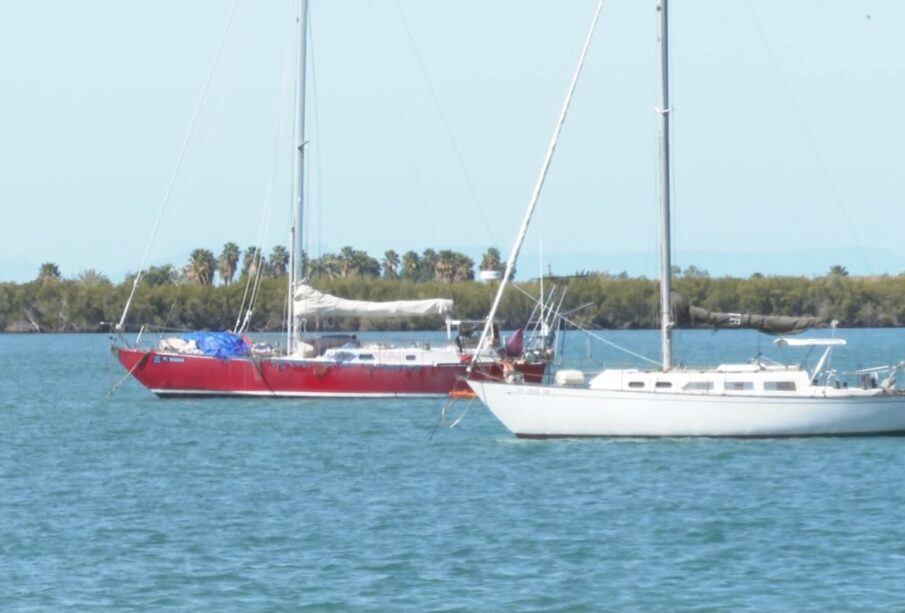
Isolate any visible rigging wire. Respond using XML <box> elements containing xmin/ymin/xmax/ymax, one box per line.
<box><xmin>240</xmin><ymin>239</ymin><xmax>269</xmax><ymax>334</ymax></box>
<box><xmin>234</xmin><ymin>4</ymin><xmax>298</xmax><ymax>336</ymax></box>
<box><xmin>469</xmin><ymin>0</ymin><xmax>607</xmax><ymax>374</ymax></box>
<box><xmin>664</xmin><ymin>5</ymin><xmax>679</xmax><ymax>283</ymax></box>
<box><xmin>307</xmin><ymin>8</ymin><xmax>324</xmax><ymax>261</ymax></box>
<box><xmin>744</xmin><ymin>0</ymin><xmax>872</xmax><ymax>274</ymax></box>
<box><xmin>234</xmin><ymin>193</ymin><xmax>275</xmax><ymax>334</ymax></box>
<box><xmin>557</xmin><ymin>311</ymin><xmax>661</xmax><ymax>367</ymax></box>
<box><xmin>366</xmin><ymin>0</ymin><xmax>437</xmax><ymax>244</ymax></box>
<box><xmin>116</xmin><ymin>0</ymin><xmax>241</xmax><ymax>332</ymax></box>
<box><xmin>509</xmin><ymin>282</ymin><xmax>660</xmax><ymax>367</ymax></box>
<box><xmin>390</xmin><ymin>0</ymin><xmax>497</xmax><ymax>247</ymax></box>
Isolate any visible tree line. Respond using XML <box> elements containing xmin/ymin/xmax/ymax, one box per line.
<box><xmin>5</xmin><ymin>257</ymin><xmax>905</xmax><ymax>333</ymax></box>
<box><xmin>153</xmin><ymin>243</ymin><xmax>506</xmax><ymax>288</ymax></box>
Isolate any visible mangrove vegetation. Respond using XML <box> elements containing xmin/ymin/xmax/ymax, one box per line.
<box><xmin>4</xmin><ymin>244</ymin><xmax>905</xmax><ymax>332</ymax></box>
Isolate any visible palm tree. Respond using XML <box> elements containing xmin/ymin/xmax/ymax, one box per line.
<box><xmin>420</xmin><ymin>249</ymin><xmax>438</xmax><ymax>282</ymax></box>
<box><xmin>37</xmin><ymin>263</ymin><xmax>62</xmax><ymax>282</ymax></box>
<box><xmin>481</xmin><ymin>247</ymin><xmax>515</xmax><ymax>279</ymax></box>
<box><xmin>335</xmin><ymin>246</ymin><xmax>380</xmax><ymax>277</ymax></box>
<box><xmin>435</xmin><ymin>250</ymin><xmax>457</xmax><ymax>283</ymax></box>
<box><xmin>480</xmin><ymin>247</ymin><xmax>502</xmax><ymax>272</ymax></box>
<box><xmin>353</xmin><ymin>251</ymin><xmax>381</xmax><ymax>278</ymax></box>
<box><xmin>829</xmin><ymin>265</ymin><xmax>849</xmax><ymax>277</ymax></box>
<box><xmin>299</xmin><ymin>250</ymin><xmax>310</xmax><ymax>278</ymax></box>
<box><xmin>382</xmin><ymin>250</ymin><xmax>400</xmax><ymax>279</ymax></box>
<box><xmin>218</xmin><ymin>242</ymin><xmax>240</xmax><ymax>285</ymax></box>
<box><xmin>307</xmin><ymin>257</ymin><xmax>327</xmax><ymax>279</ymax></box>
<box><xmin>338</xmin><ymin>246</ymin><xmax>356</xmax><ymax>277</ymax></box>
<box><xmin>401</xmin><ymin>251</ymin><xmax>420</xmax><ymax>280</ymax></box>
<box><xmin>243</xmin><ymin>246</ymin><xmax>265</xmax><ymax>279</ymax></box>
<box><xmin>270</xmin><ymin>245</ymin><xmax>290</xmax><ymax>278</ymax></box>
<box><xmin>186</xmin><ymin>249</ymin><xmax>217</xmax><ymax>285</ymax></box>
<box><xmin>452</xmin><ymin>253</ymin><xmax>475</xmax><ymax>281</ymax></box>
<box><xmin>320</xmin><ymin>253</ymin><xmax>342</xmax><ymax>279</ymax></box>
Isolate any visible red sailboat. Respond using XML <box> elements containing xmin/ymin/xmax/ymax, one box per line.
<box><xmin>112</xmin><ymin>331</ymin><xmax>550</xmax><ymax>398</ymax></box>
<box><xmin>111</xmin><ymin>0</ymin><xmax>555</xmax><ymax>398</ymax></box>
<box><xmin>113</xmin><ymin>287</ymin><xmax>553</xmax><ymax>398</ymax></box>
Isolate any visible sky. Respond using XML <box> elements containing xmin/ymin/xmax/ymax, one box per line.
<box><xmin>1</xmin><ymin>0</ymin><xmax>902</xmax><ymax>283</ymax></box>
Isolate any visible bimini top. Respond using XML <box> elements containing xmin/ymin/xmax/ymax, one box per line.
<box><xmin>293</xmin><ymin>283</ymin><xmax>453</xmax><ymax>319</ymax></box>
<box><xmin>774</xmin><ymin>338</ymin><xmax>847</xmax><ymax>348</ymax></box>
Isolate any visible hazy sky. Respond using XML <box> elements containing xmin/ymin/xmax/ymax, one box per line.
<box><xmin>1</xmin><ymin>0</ymin><xmax>902</xmax><ymax>282</ymax></box>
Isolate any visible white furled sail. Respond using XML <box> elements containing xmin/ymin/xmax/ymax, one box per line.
<box><xmin>293</xmin><ymin>283</ymin><xmax>452</xmax><ymax>319</ymax></box>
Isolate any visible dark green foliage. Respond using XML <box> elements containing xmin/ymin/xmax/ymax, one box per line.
<box><xmin>382</xmin><ymin>250</ymin><xmax>400</xmax><ymax>279</ymax></box>
<box><xmin>337</xmin><ymin>246</ymin><xmax>381</xmax><ymax>278</ymax></box>
<box><xmin>38</xmin><ymin>262</ymin><xmax>62</xmax><ymax>281</ymax></box>
<box><xmin>76</xmin><ymin>269</ymin><xmax>111</xmax><ymax>287</ymax></box>
<box><xmin>8</xmin><ymin>250</ymin><xmax>905</xmax><ymax>332</ymax></box>
<box><xmin>218</xmin><ymin>242</ymin><xmax>241</xmax><ymax>285</ymax></box>
<box><xmin>242</xmin><ymin>247</ymin><xmax>265</xmax><ymax>279</ymax></box>
<box><xmin>400</xmin><ymin>251</ymin><xmax>420</xmax><ymax>280</ymax></box>
<box><xmin>306</xmin><ymin>247</ymin><xmax>381</xmax><ymax>279</ymax></box>
<box><xmin>186</xmin><ymin>249</ymin><xmax>217</xmax><ymax>286</ymax></box>
<box><xmin>480</xmin><ymin>247</ymin><xmax>502</xmax><ymax>272</ymax></box>
<box><xmin>268</xmin><ymin>245</ymin><xmax>290</xmax><ymax>278</ymax></box>
<box><xmin>140</xmin><ymin>265</ymin><xmax>180</xmax><ymax>287</ymax></box>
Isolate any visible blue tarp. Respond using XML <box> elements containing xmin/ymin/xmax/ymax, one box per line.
<box><xmin>179</xmin><ymin>332</ymin><xmax>250</xmax><ymax>359</ymax></box>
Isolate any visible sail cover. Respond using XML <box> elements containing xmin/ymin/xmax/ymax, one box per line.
<box><xmin>293</xmin><ymin>283</ymin><xmax>452</xmax><ymax>319</ymax></box>
<box><xmin>671</xmin><ymin>292</ymin><xmax>826</xmax><ymax>335</ymax></box>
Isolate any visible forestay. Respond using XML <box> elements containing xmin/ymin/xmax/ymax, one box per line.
<box><xmin>293</xmin><ymin>283</ymin><xmax>452</xmax><ymax>319</ymax></box>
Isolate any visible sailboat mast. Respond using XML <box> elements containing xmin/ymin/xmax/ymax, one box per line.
<box><xmin>466</xmin><ymin>0</ymin><xmax>605</xmax><ymax>373</ymax></box>
<box><xmin>657</xmin><ymin>0</ymin><xmax>673</xmax><ymax>371</ymax></box>
<box><xmin>289</xmin><ymin>0</ymin><xmax>309</xmax><ymax>352</ymax></box>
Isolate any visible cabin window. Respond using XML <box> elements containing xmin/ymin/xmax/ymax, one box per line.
<box><xmin>405</xmin><ymin>355</ymin><xmax>417</xmax><ymax>361</ymax></box>
<box><xmin>764</xmin><ymin>381</ymin><xmax>796</xmax><ymax>391</ymax></box>
<box><xmin>726</xmin><ymin>382</ymin><xmax>754</xmax><ymax>391</ymax></box>
<box><xmin>628</xmin><ymin>381</ymin><xmax>645</xmax><ymax>388</ymax></box>
<box><xmin>683</xmin><ymin>381</ymin><xmax>713</xmax><ymax>391</ymax></box>
<box><xmin>358</xmin><ymin>354</ymin><xmax>375</xmax><ymax>361</ymax></box>
<box><xmin>655</xmin><ymin>381</ymin><xmax>672</xmax><ymax>388</ymax></box>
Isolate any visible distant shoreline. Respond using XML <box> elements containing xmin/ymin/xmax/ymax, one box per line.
<box><xmin>4</xmin><ymin>270</ymin><xmax>905</xmax><ymax>333</ymax></box>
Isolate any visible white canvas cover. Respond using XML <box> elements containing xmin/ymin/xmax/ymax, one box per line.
<box><xmin>293</xmin><ymin>283</ymin><xmax>452</xmax><ymax>319</ymax></box>
<box><xmin>774</xmin><ymin>338</ymin><xmax>846</xmax><ymax>348</ymax></box>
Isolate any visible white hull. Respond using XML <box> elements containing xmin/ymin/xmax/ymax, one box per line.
<box><xmin>466</xmin><ymin>380</ymin><xmax>905</xmax><ymax>438</ymax></box>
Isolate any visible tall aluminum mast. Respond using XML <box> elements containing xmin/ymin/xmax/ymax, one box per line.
<box><xmin>465</xmin><ymin>0</ymin><xmax>605</xmax><ymax>373</ymax></box>
<box><xmin>289</xmin><ymin>0</ymin><xmax>309</xmax><ymax>352</ymax></box>
<box><xmin>657</xmin><ymin>0</ymin><xmax>673</xmax><ymax>371</ymax></box>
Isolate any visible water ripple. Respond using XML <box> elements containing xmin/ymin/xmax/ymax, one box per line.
<box><xmin>2</xmin><ymin>332</ymin><xmax>905</xmax><ymax>610</ymax></box>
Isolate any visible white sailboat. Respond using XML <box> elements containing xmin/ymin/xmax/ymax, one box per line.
<box><xmin>466</xmin><ymin>0</ymin><xmax>905</xmax><ymax>437</ymax></box>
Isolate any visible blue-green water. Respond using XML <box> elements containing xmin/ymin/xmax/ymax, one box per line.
<box><xmin>3</xmin><ymin>329</ymin><xmax>905</xmax><ymax>610</ymax></box>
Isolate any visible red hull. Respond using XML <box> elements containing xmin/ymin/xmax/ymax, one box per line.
<box><xmin>113</xmin><ymin>346</ymin><xmax>547</xmax><ymax>398</ymax></box>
